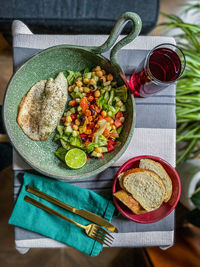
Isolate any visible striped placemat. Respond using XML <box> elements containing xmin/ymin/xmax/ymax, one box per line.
<box><xmin>12</xmin><ymin>20</ymin><xmax>176</xmax><ymax>254</ymax></box>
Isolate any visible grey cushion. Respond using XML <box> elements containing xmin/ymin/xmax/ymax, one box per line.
<box><xmin>1</xmin><ymin>0</ymin><xmax>159</xmax><ymax>38</ymax></box>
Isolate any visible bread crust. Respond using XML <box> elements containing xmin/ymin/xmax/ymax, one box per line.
<box><xmin>119</xmin><ymin>168</ymin><xmax>166</xmax><ymax>191</ymax></box>
<box><xmin>114</xmin><ymin>190</ymin><xmax>146</xmax><ymax>214</ymax></box>
<box><xmin>120</xmin><ymin>168</ymin><xmax>166</xmax><ymax>211</ymax></box>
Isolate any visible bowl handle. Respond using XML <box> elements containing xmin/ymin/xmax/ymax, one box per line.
<box><xmin>90</xmin><ymin>12</ymin><xmax>142</xmax><ymax>72</ymax></box>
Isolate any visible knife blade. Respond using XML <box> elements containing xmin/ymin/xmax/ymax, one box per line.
<box><xmin>26</xmin><ymin>185</ymin><xmax>118</xmax><ymax>233</ymax></box>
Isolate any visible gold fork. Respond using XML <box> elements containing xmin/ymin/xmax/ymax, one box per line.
<box><xmin>24</xmin><ymin>195</ymin><xmax>113</xmax><ymax>246</ymax></box>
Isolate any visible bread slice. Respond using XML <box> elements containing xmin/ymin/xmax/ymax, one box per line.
<box><xmin>118</xmin><ymin>172</ymin><xmax>126</xmax><ymax>190</ymax></box>
<box><xmin>114</xmin><ymin>190</ymin><xmax>146</xmax><ymax>214</ymax></box>
<box><xmin>121</xmin><ymin>168</ymin><xmax>166</xmax><ymax>211</ymax></box>
<box><xmin>139</xmin><ymin>159</ymin><xmax>172</xmax><ymax>202</ymax></box>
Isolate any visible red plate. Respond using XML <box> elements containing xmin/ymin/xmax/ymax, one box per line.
<box><xmin>112</xmin><ymin>155</ymin><xmax>181</xmax><ymax>223</ymax></box>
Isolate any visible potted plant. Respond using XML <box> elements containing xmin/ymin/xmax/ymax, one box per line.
<box><xmin>160</xmin><ymin>3</ymin><xmax>200</xmax><ymax>223</ymax></box>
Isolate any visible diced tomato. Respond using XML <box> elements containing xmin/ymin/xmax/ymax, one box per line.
<box><xmin>107</xmin><ymin>143</ymin><xmax>114</xmax><ymax>152</ymax></box>
<box><xmin>114</xmin><ymin>119</ymin><xmax>122</xmax><ymax>128</ymax></box>
<box><xmin>108</xmin><ymin>138</ymin><xmax>116</xmax><ymax>146</ymax></box>
<box><xmin>115</xmin><ymin>111</ymin><xmax>123</xmax><ymax>119</ymax></box>
<box><xmin>107</xmin><ymin>139</ymin><xmax>115</xmax><ymax>152</ymax></box>
<box><xmin>61</xmin><ymin>117</ymin><xmax>66</xmax><ymax>122</ymax></box>
<box><xmin>70</xmin><ymin>113</ymin><xmax>77</xmax><ymax>121</ymax></box>
<box><xmin>80</xmin><ymin>97</ymin><xmax>88</xmax><ymax>112</ymax></box>
<box><xmin>69</xmin><ymin>100</ymin><xmax>77</xmax><ymax>107</ymax></box>
<box><xmin>98</xmin><ymin>154</ymin><xmax>103</xmax><ymax>159</ymax></box>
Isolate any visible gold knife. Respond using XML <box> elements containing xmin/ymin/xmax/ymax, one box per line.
<box><xmin>26</xmin><ymin>185</ymin><xmax>118</xmax><ymax>233</ymax></box>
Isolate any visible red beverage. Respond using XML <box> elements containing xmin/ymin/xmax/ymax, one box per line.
<box><xmin>128</xmin><ymin>44</ymin><xmax>185</xmax><ymax>97</ymax></box>
<box><xmin>148</xmin><ymin>48</ymin><xmax>181</xmax><ymax>82</ymax></box>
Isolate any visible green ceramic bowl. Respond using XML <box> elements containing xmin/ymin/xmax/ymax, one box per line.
<box><xmin>3</xmin><ymin>12</ymin><xmax>142</xmax><ymax>180</ymax></box>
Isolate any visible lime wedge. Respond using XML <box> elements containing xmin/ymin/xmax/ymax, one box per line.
<box><xmin>65</xmin><ymin>148</ymin><xmax>87</xmax><ymax>169</ymax></box>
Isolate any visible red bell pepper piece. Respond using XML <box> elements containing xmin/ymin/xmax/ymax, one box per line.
<box><xmin>80</xmin><ymin>97</ymin><xmax>88</xmax><ymax>112</ymax></box>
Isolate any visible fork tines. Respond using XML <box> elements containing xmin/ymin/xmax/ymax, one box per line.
<box><xmin>92</xmin><ymin>227</ymin><xmax>114</xmax><ymax>247</ymax></box>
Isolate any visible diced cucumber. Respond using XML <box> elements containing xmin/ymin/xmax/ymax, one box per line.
<box><xmin>91</xmin><ymin>151</ymin><xmax>102</xmax><ymax>158</ymax></box>
<box><xmin>70</xmin><ymin>107</ymin><xmax>76</xmax><ymax>113</ymax></box>
<box><xmin>104</xmin><ymin>81</ymin><xmax>111</xmax><ymax>86</ymax></box>
<box><xmin>72</xmin><ymin>130</ymin><xmax>78</xmax><ymax>137</ymax></box>
<box><xmin>104</xmin><ymin>85</ymin><xmax>111</xmax><ymax>91</ymax></box>
<box><xmin>76</xmin><ymin>98</ymin><xmax>81</xmax><ymax>103</ymax></box>
<box><xmin>101</xmin><ymin>147</ymin><xmax>108</xmax><ymax>153</ymax></box>
<box><xmin>114</xmin><ymin>96</ymin><xmax>121</xmax><ymax>102</ymax></box>
<box><xmin>108</xmin><ymin>111</ymin><xmax>112</xmax><ymax>117</ymax></box>
<box><xmin>109</xmin><ymin>106</ymin><xmax>116</xmax><ymax>112</ymax></box>
<box><xmin>83</xmin><ymin>72</ymin><xmax>92</xmax><ymax>79</ymax></box>
<box><xmin>89</xmin><ymin>84</ymin><xmax>97</xmax><ymax>90</ymax></box>
<box><xmin>77</xmin><ymin>106</ymin><xmax>82</xmax><ymax>112</ymax></box>
<box><xmin>111</xmin><ymin>81</ymin><xmax>117</xmax><ymax>87</ymax></box>
<box><xmin>53</xmin><ymin>133</ymin><xmax>61</xmax><ymax>141</ymax></box>
<box><xmin>116</xmin><ymin>126</ymin><xmax>123</xmax><ymax>135</ymax></box>
<box><xmin>93</xmin><ymin>76</ymin><xmax>99</xmax><ymax>82</ymax></box>
<box><xmin>55</xmin><ymin>147</ymin><xmax>67</xmax><ymax>162</ymax></box>
<box><xmin>64</xmin><ymin>125</ymin><xmax>73</xmax><ymax>135</ymax></box>
<box><xmin>70</xmin><ymin>92</ymin><xmax>76</xmax><ymax>98</ymax></box>
<box><xmin>57</xmin><ymin>125</ymin><xmax>64</xmax><ymax>136</ymax></box>
<box><xmin>75</xmin><ymin>92</ymin><xmax>82</xmax><ymax>98</ymax></box>
<box><xmin>60</xmin><ymin>139</ymin><xmax>72</xmax><ymax>150</ymax></box>
<box><xmin>74</xmin><ymin>86</ymin><xmax>79</xmax><ymax>93</ymax></box>
<box><xmin>64</xmin><ymin>111</ymin><xmax>71</xmax><ymax>117</ymax></box>
<box><xmin>120</xmin><ymin>105</ymin><xmax>126</xmax><ymax>112</ymax></box>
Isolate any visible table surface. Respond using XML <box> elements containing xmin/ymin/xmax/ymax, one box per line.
<box><xmin>12</xmin><ymin>20</ymin><xmax>176</xmax><ymax>254</ymax></box>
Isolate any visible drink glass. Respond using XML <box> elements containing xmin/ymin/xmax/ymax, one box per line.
<box><xmin>128</xmin><ymin>43</ymin><xmax>186</xmax><ymax>97</ymax></box>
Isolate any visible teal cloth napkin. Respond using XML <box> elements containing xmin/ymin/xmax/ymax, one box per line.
<box><xmin>9</xmin><ymin>173</ymin><xmax>115</xmax><ymax>256</ymax></box>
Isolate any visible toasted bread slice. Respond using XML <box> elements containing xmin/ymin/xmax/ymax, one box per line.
<box><xmin>139</xmin><ymin>158</ymin><xmax>172</xmax><ymax>202</ymax></box>
<box><xmin>121</xmin><ymin>168</ymin><xmax>166</xmax><ymax>211</ymax></box>
<box><xmin>114</xmin><ymin>190</ymin><xmax>146</xmax><ymax>214</ymax></box>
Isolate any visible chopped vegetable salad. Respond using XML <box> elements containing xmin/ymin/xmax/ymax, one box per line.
<box><xmin>54</xmin><ymin>66</ymin><xmax>127</xmax><ymax>165</ymax></box>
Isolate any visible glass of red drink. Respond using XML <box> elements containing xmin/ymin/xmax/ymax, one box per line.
<box><xmin>128</xmin><ymin>43</ymin><xmax>186</xmax><ymax>97</ymax></box>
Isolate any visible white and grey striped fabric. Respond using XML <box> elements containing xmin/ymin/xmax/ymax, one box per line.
<box><xmin>12</xmin><ymin>20</ymin><xmax>176</xmax><ymax>254</ymax></box>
